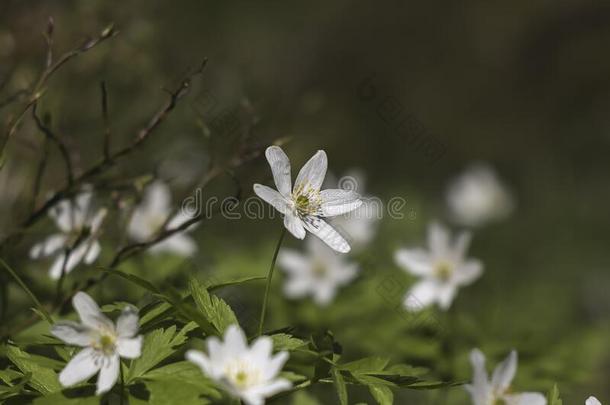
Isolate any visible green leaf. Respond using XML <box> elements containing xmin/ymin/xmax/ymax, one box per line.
<box><xmin>145</xmin><ymin>376</ymin><xmax>217</xmax><ymax>405</ymax></box>
<box><xmin>340</xmin><ymin>357</ymin><xmax>390</xmax><ymax>374</ymax></box>
<box><xmin>291</xmin><ymin>390</ymin><xmax>322</xmax><ymax>405</ymax></box>
<box><xmin>367</xmin><ymin>383</ymin><xmax>394</xmax><ymax>405</ymax></box>
<box><xmin>163</xmin><ymin>288</ymin><xmax>217</xmax><ymax>336</ymax></box>
<box><xmin>547</xmin><ymin>384</ymin><xmax>563</xmax><ymax>405</ymax></box>
<box><xmin>126</xmin><ymin>322</ymin><xmax>197</xmax><ymax>383</ymax></box>
<box><xmin>207</xmin><ymin>275</ymin><xmax>266</xmax><ymax>291</ymax></box>
<box><xmin>189</xmin><ymin>278</ymin><xmax>237</xmax><ymax>334</ymax></box>
<box><xmin>331</xmin><ymin>367</ymin><xmax>348</xmax><ymax>405</ymax></box>
<box><xmin>271</xmin><ymin>333</ymin><xmax>307</xmax><ymax>351</ymax></box>
<box><xmin>143</xmin><ymin>361</ymin><xmax>219</xmax><ymax>397</ymax></box>
<box><xmin>100</xmin><ymin>267</ymin><xmax>161</xmax><ymax>294</ymax></box>
<box><xmin>4</xmin><ymin>345</ymin><xmax>62</xmax><ymax>395</ymax></box>
<box><xmin>32</xmin><ymin>392</ymin><xmax>99</xmax><ymax>405</ymax></box>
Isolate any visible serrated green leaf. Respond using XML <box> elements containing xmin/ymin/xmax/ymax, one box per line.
<box><xmin>207</xmin><ymin>275</ymin><xmax>266</xmax><ymax>291</ymax></box>
<box><xmin>340</xmin><ymin>357</ymin><xmax>390</xmax><ymax>374</ymax></box>
<box><xmin>547</xmin><ymin>383</ymin><xmax>563</xmax><ymax>405</ymax></box>
<box><xmin>367</xmin><ymin>383</ymin><xmax>393</xmax><ymax>405</ymax></box>
<box><xmin>4</xmin><ymin>345</ymin><xmax>61</xmax><ymax>395</ymax></box>
<box><xmin>331</xmin><ymin>367</ymin><xmax>348</xmax><ymax>405</ymax></box>
<box><xmin>189</xmin><ymin>278</ymin><xmax>237</xmax><ymax>334</ymax></box>
<box><xmin>271</xmin><ymin>334</ymin><xmax>306</xmax><ymax>351</ymax></box>
<box><xmin>145</xmin><ymin>378</ymin><xmax>215</xmax><ymax>405</ymax></box>
<box><xmin>32</xmin><ymin>392</ymin><xmax>99</xmax><ymax>405</ymax></box>
<box><xmin>126</xmin><ymin>322</ymin><xmax>197</xmax><ymax>383</ymax></box>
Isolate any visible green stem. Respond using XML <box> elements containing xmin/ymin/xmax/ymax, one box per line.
<box><xmin>0</xmin><ymin>257</ymin><xmax>53</xmax><ymax>324</ymax></box>
<box><xmin>257</xmin><ymin>227</ymin><xmax>286</xmax><ymax>337</ymax></box>
<box><xmin>119</xmin><ymin>361</ymin><xmax>125</xmax><ymax>405</ymax></box>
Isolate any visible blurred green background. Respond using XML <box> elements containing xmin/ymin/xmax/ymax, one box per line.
<box><xmin>1</xmin><ymin>0</ymin><xmax>609</xmax><ymax>403</ymax></box>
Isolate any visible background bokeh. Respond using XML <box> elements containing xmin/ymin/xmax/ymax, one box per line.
<box><xmin>1</xmin><ymin>0</ymin><xmax>609</xmax><ymax>403</ymax></box>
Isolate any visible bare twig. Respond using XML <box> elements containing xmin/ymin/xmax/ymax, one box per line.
<box><xmin>100</xmin><ymin>81</ymin><xmax>111</xmax><ymax>160</ymax></box>
<box><xmin>44</xmin><ymin>17</ymin><xmax>55</xmax><ymax>69</ymax></box>
<box><xmin>32</xmin><ymin>103</ymin><xmax>74</xmax><ymax>186</ymax></box>
<box><xmin>30</xmin><ymin>136</ymin><xmax>50</xmax><ymax>213</ymax></box>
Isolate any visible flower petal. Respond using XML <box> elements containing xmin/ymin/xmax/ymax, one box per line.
<box><xmin>72</xmin><ymin>292</ymin><xmax>114</xmax><ymax>331</ymax></box>
<box><xmin>278</xmin><ymin>249</ymin><xmax>310</xmax><ymax>275</ymax></box>
<box><xmin>117</xmin><ymin>336</ymin><xmax>142</xmax><ymax>359</ymax></box>
<box><xmin>249</xmin><ymin>336</ymin><xmax>273</xmax><ymax>364</ymax></box>
<box><xmin>265</xmin><ymin>146</ymin><xmax>292</xmax><ymax>197</ymax></box>
<box><xmin>586</xmin><ymin>397</ymin><xmax>602</xmax><ymax>405</ymax></box>
<box><xmin>51</xmin><ymin>321</ymin><xmax>93</xmax><ymax>346</ymax></box>
<box><xmin>294</xmin><ymin>150</ymin><xmax>327</xmax><ymax>193</ymax></box>
<box><xmin>186</xmin><ymin>350</ymin><xmax>214</xmax><ymax>377</ymax></box>
<box><xmin>116</xmin><ymin>306</ymin><xmax>139</xmax><ymax>338</ymax></box>
<box><xmin>245</xmin><ymin>378</ymin><xmax>291</xmax><ymax>403</ymax></box>
<box><xmin>464</xmin><ymin>348</ymin><xmax>491</xmax><ymax>405</ymax></box>
<box><xmin>436</xmin><ymin>284</ymin><xmax>458</xmax><ymax>310</ymax></box>
<box><xmin>454</xmin><ymin>259</ymin><xmax>483</xmax><ymax>285</ymax></box>
<box><xmin>30</xmin><ymin>234</ymin><xmax>67</xmax><ymax>259</ymax></box>
<box><xmin>491</xmin><ymin>350</ymin><xmax>517</xmax><ymax>393</ymax></box>
<box><xmin>84</xmin><ymin>240</ymin><xmax>101</xmax><ymax>264</ymax></box>
<box><xmin>96</xmin><ymin>354</ymin><xmax>120</xmax><ymax>395</ymax></box>
<box><xmin>503</xmin><ymin>392</ymin><xmax>547</xmax><ymax>405</ymax></box>
<box><xmin>263</xmin><ymin>351</ymin><xmax>290</xmax><ymax>380</ymax></box>
<box><xmin>151</xmin><ymin>234</ymin><xmax>197</xmax><ymax>257</ymax></box>
<box><xmin>427</xmin><ymin>221</ymin><xmax>450</xmax><ymax>258</ymax></box>
<box><xmin>59</xmin><ymin>347</ymin><xmax>100</xmax><ymax>387</ymax></box>
<box><xmin>403</xmin><ymin>280</ymin><xmax>441</xmax><ymax>311</ymax></box>
<box><xmin>253</xmin><ymin>184</ymin><xmax>289</xmax><ymax>215</ymax></box>
<box><xmin>394</xmin><ymin>248</ymin><xmax>433</xmax><ymax>276</ymax></box>
<box><xmin>319</xmin><ymin>189</ymin><xmax>362</xmax><ymax>217</ymax></box>
<box><xmin>146</xmin><ymin>181</ymin><xmax>172</xmax><ymax>216</ymax></box>
<box><xmin>283</xmin><ymin>213</ymin><xmax>306</xmax><ymax>239</ymax></box>
<box><xmin>223</xmin><ymin>325</ymin><xmax>248</xmax><ymax>356</ymax></box>
<box><xmin>302</xmin><ymin>216</ymin><xmax>350</xmax><ymax>253</ymax></box>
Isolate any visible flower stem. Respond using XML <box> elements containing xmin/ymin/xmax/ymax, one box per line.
<box><xmin>0</xmin><ymin>257</ymin><xmax>53</xmax><ymax>324</ymax></box>
<box><xmin>257</xmin><ymin>227</ymin><xmax>286</xmax><ymax>337</ymax></box>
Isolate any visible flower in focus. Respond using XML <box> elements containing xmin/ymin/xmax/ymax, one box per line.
<box><xmin>128</xmin><ymin>180</ymin><xmax>197</xmax><ymax>256</ymax></box>
<box><xmin>586</xmin><ymin>397</ymin><xmax>602</xmax><ymax>405</ymax></box>
<box><xmin>186</xmin><ymin>324</ymin><xmax>291</xmax><ymax>405</ymax></box>
<box><xmin>446</xmin><ymin>164</ymin><xmax>514</xmax><ymax>227</ymax></box>
<box><xmin>30</xmin><ymin>189</ymin><xmax>106</xmax><ymax>279</ymax></box>
<box><xmin>465</xmin><ymin>349</ymin><xmax>546</xmax><ymax>405</ymax></box>
<box><xmin>51</xmin><ymin>292</ymin><xmax>142</xmax><ymax>395</ymax></box>
<box><xmin>253</xmin><ymin>146</ymin><xmax>362</xmax><ymax>253</ymax></box>
<box><xmin>279</xmin><ymin>236</ymin><xmax>359</xmax><ymax>305</ymax></box>
<box><xmin>394</xmin><ymin>222</ymin><xmax>482</xmax><ymax>311</ymax></box>
<box><xmin>327</xmin><ymin>170</ymin><xmax>380</xmax><ymax>250</ymax></box>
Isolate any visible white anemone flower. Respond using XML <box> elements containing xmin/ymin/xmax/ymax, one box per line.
<box><xmin>279</xmin><ymin>236</ymin><xmax>359</xmax><ymax>305</ymax></box>
<box><xmin>51</xmin><ymin>292</ymin><xmax>143</xmax><ymax>395</ymax></box>
<box><xmin>127</xmin><ymin>180</ymin><xmax>197</xmax><ymax>256</ymax></box>
<box><xmin>394</xmin><ymin>222</ymin><xmax>482</xmax><ymax>311</ymax></box>
<box><xmin>253</xmin><ymin>146</ymin><xmax>362</xmax><ymax>253</ymax></box>
<box><xmin>586</xmin><ymin>397</ymin><xmax>602</xmax><ymax>405</ymax></box>
<box><xmin>30</xmin><ymin>190</ymin><xmax>106</xmax><ymax>279</ymax></box>
<box><xmin>465</xmin><ymin>349</ymin><xmax>546</xmax><ymax>405</ymax></box>
<box><xmin>186</xmin><ymin>324</ymin><xmax>291</xmax><ymax>405</ymax></box>
<box><xmin>447</xmin><ymin>164</ymin><xmax>514</xmax><ymax>227</ymax></box>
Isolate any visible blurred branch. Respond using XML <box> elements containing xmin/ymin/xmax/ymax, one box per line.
<box><xmin>32</xmin><ymin>103</ymin><xmax>74</xmax><ymax>187</ymax></box>
<box><xmin>0</xmin><ymin>21</ymin><xmax>118</xmax><ymax>163</ymax></box>
<box><xmin>100</xmin><ymin>81</ymin><xmax>111</xmax><ymax>160</ymax></box>
<box><xmin>30</xmin><ymin>136</ymin><xmax>49</xmax><ymax>213</ymax></box>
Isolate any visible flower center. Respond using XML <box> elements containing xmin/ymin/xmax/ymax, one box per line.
<box><xmin>225</xmin><ymin>361</ymin><xmax>261</xmax><ymax>389</ymax></box>
<box><xmin>434</xmin><ymin>261</ymin><xmax>453</xmax><ymax>281</ymax></box>
<box><xmin>94</xmin><ymin>334</ymin><xmax>116</xmax><ymax>356</ymax></box>
<box><xmin>312</xmin><ymin>263</ymin><xmax>327</xmax><ymax>279</ymax></box>
<box><xmin>292</xmin><ymin>185</ymin><xmax>321</xmax><ymax>217</ymax></box>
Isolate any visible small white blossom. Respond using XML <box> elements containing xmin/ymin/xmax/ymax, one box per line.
<box><xmin>253</xmin><ymin>146</ymin><xmax>362</xmax><ymax>253</ymax></box>
<box><xmin>30</xmin><ymin>189</ymin><xmax>106</xmax><ymax>279</ymax></box>
<box><xmin>586</xmin><ymin>397</ymin><xmax>602</xmax><ymax>405</ymax></box>
<box><xmin>394</xmin><ymin>222</ymin><xmax>482</xmax><ymax>311</ymax></box>
<box><xmin>447</xmin><ymin>164</ymin><xmax>514</xmax><ymax>227</ymax></box>
<box><xmin>51</xmin><ymin>292</ymin><xmax>142</xmax><ymax>395</ymax></box>
<box><xmin>279</xmin><ymin>236</ymin><xmax>359</xmax><ymax>305</ymax></box>
<box><xmin>465</xmin><ymin>349</ymin><xmax>546</xmax><ymax>405</ymax></box>
<box><xmin>127</xmin><ymin>180</ymin><xmax>197</xmax><ymax>256</ymax></box>
<box><xmin>186</xmin><ymin>324</ymin><xmax>291</xmax><ymax>405</ymax></box>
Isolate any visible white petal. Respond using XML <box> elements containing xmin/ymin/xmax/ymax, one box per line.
<box><xmin>283</xmin><ymin>277</ymin><xmax>313</xmax><ymax>299</ymax></box>
<box><xmin>167</xmin><ymin>209</ymin><xmax>198</xmax><ymax>230</ymax></box>
<box><xmin>116</xmin><ymin>306</ymin><xmax>139</xmax><ymax>338</ymax></box>
<box><xmin>403</xmin><ymin>280</ymin><xmax>441</xmax><ymax>311</ymax></box>
<box><xmin>117</xmin><ymin>336</ymin><xmax>142</xmax><ymax>359</ymax></box>
<box><xmin>294</xmin><ymin>150</ymin><xmax>327</xmax><ymax>193</ymax></box>
<box><xmin>319</xmin><ymin>189</ymin><xmax>362</xmax><ymax>217</ymax></box>
<box><xmin>586</xmin><ymin>397</ymin><xmax>602</xmax><ymax>405</ymax></box>
<box><xmin>313</xmin><ymin>283</ymin><xmax>337</xmax><ymax>306</ymax></box>
<box><xmin>278</xmin><ymin>249</ymin><xmax>310</xmax><ymax>274</ymax></box>
<box><xmin>394</xmin><ymin>248</ymin><xmax>434</xmax><ymax>276</ymax></box>
<box><xmin>63</xmin><ymin>243</ymin><xmax>90</xmax><ymax>274</ymax></box>
<box><xmin>51</xmin><ymin>321</ymin><xmax>93</xmax><ymax>346</ymax></box>
<box><xmin>283</xmin><ymin>213</ymin><xmax>306</xmax><ymax>239</ymax></box>
<box><xmin>84</xmin><ymin>240</ymin><xmax>101</xmax><ymax>264</ymax></box>
<box><xmin>59</xmin><ymin>347</ymin><xmax>101</xmax><ymax>387</ymax></box>
<box><xmin>464</xmin><ymin>349</ymin><xmax>491</xmax><ymax>405</ymax></box>
<box><xmin>503</xmin><ymin>392</ymin><xmax>547</xmax><ymax>405</ymax></box>
<box><xmin>265</xmin><ymin>146</ymin><xmax>292</xmax><ymax>197</ymax></box>
<box><xmin>253</xmin><ymin>184</ymin><xmax>289</xmax><ymax>215</ymax></box>
<box><xmin>302</xmin><ymin>216</ymin><xmax>350</xmax><ymax>253</ymax></box>
<box><xmin>451</xmin><ymin>231</ymin><xmax>472</xmax><ymax>261</ymax></box>
<box><xmin>437</xmin><ymin>284</ymin><xmax>458</xmax><ymax>310</ymax></box>
<box><xmin>49</xmin><ymin>254</ymin><xmax>67</xmax><ymax>280</ymax></box>
<box><xmin>49</xmin><ymin>199</ymin><xmax>75</xmax><ymax>232</ymax></box>
<box><xmin>223</xmin><ymin>325</ymin><xmax>248</xmax><ymax>356</ymax></box>
<box><xmin>454</xmin><ymin>260</ymin><xmax>483</xmax><ymax>285</ymax></box>
<box><xmin>72</xmin><ymin>292</ymin><xmax>114</xmax><ymax>331</ymax></box>
<box><xmin>491</xmin><ymin>350</ymin><xmax>517</xmax><ymax>392</ymax></box>
<box><xmin>87</xmin><ymin>208</ymin><xmax>107</xmax><ymax>233</ymax></box>
<box><xmin>96</xmin><ymin>354</ymin><xmax>120</xmax><ymax>395</ymax></box>
<box><xmin>244</xmin><ymin>378</ymin><xmax>291</xmax><ymax>401</ymax></box>
<box><xmin>427</xmin><ymin>221</ymin><xmax>450</xmax><ymax>258</ymax></box>
<box><xmin>186</xmin><ymin>350</ymin><xmax>214</xmax><ymax>376</ymax></box>
<box><xmin>151</xmin><ymin>234</ymin><xmax>197</xmax><ymax>257</ymax></box>
<box><xmin>249</xmin><ymin>336</ymin><xmax>273</xmax><ymax>364</ymax></box>
<box><xmin>146</xmin><ymin>181</ymin><xmax>172</xmax><ymax>216</ymax></box>
<box><xmin>30</xmin><ymin>234</ymin><xmax>67</xmax><ymax>259</ymax></box>
<box><xmin>263</xmin><ymin>351</ymin><xmax>290</xmax><ymax>380</ymax></box>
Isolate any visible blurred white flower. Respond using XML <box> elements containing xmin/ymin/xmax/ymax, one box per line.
<box><xmin>465</xmin><ymin>349</ymin><xmax>546</xmax><ymax>405</ymax></box>
<box><xmin>30</xmin><ymin>189</ymin><xmax>106</xmax><ymax>279</ymax></box>
<box><xmin>253</xmin><ymin>146</ymin><xmax>362</xmax><ymax>253</ymax></box>
<box><xmin>279</xmin><ymin>236</ymin><xmax>359</xmax><ymax>306</ymax></box>
<box><xmin>328</xmin><ymin>170</ymin><xmax>379</xmax><ymax>250</ymax></box>
<box><xmin>186</xmin><ymin>324</ymin><xmax>291</xmax><ymax>405</ymax></box>
<box><xmin>586</xmin><ymin>397</ymin><xmax>602</xmax><ymax>405</ymax></box>
<box><xmin>51</xmin><ymin>292</ymin><xmax>142</xmax><ymax>395</ymax></box>
<box><xmin>128</xmin><ymin>180</ymin><xmax>197</xmax><ymax>256</ymax></box>
<box><xmin>447</xmin><ymin>164</ymin><xmax>514</xmax><ymax>227</ymax></box>
<box><xmin>394</xmin><ymin>222</ymin><xmax>482</xmax><ymax>311</ymax></box>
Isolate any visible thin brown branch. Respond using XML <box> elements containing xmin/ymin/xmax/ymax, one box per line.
<box><xmin>100</xmin><ymin>81</ymin><xmax>111</xmax><ymax>160</ymax></box>
<box><xmin>30</xmin><ymin>137</ymin><xmax>50</xmax><ymax>213</ymax></box>
<box><xmin>32</xmin><ymin>103</ymin><xmax>74</xmax><ymax>186</ymax></box>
